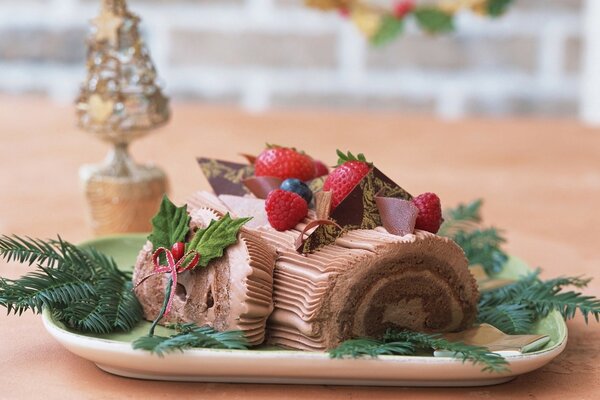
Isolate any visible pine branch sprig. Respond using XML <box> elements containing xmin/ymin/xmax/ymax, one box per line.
<box><xmin>383</xmin><ymin>330</ymin><xmax>509</xmax><ymax>373</ymax></box>
<box><xmin>451</xmin><ymin>228</ymin><xmax>508</xmax><ymax>276</ymax></box>
<box><xmin>328</xmin><ymin>330</ymin><xmax>508</xmax><ymax>373</ymax></box>
<box><xmin>437</xmin><ymin>199</ymin><xmax>483</xmax><ymax>236</ymax></box>
<box><xmin>329</xmin><ymin>338</ymin><xmax>414</xmax><ymax>359</ymax></box>
<box><xmin>132</xmin><ymin>323</ymin><xmax>249</xmax><ymax>357</ymax></box>
<box><xmin>0</xmin><ymin>235</ymin><xmax>143</xmax><ymax>334</ymax></box>
<box><xmin>0</xmin><ymin>235</ymin><xmax>68</xmax><ymax>268</ymax></box>
<box><xmin>477</xmin><ymin>303</ymin><xmax>535</xmax><ymax>334</ymax></box>
<box><xmin>520</xmin><ymin>289</ymin><xmax>600</xmax><ymax>323</ymax></box>
<box><xmin>0</xmin><ymin>267</ymin><xmax>96</xmax><ymax>315</ymax></box>
<box><xmin>438</xmin><ymin>200</ymin><xmax>508</xmax><ymax>276</ymax></box>
<box><xmin>478</xmin><ymin>269</ymin><xmax>600</xmax><ymax>333</ymax></box>
<box><xmin>96</xmin><ymin>276</ymin><xmax>143</xmax><ymax>332</ymax></box>
<box><xmin>54</xmin><ymin>300</ymin><xmax>113</xmax><ymax>333</ymax></box>
<box><xmin>478</xmin><ymin>269</ymin><xmax>542</xmax><ymax>308</ymax></box>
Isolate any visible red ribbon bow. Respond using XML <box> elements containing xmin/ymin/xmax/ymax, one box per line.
<box><xmin>135</xmin><ymin>247</ymin><xmax>200</xmax><ymax>317</ymax></box>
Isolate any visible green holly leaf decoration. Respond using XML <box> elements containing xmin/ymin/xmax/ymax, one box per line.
<box><xmin>487</xmin><ymin>0</ymin><xmax>514</xmax><ymax>17</ymax></box>
<box><xmin>414</xmin><ymin>7</ymin><xmax>454</xmax><ymax>34</ymax></box>
<box><xmin>371</xmin><ymin>15</ymin><xmax>404</xmax><ymax>47</ymax></box>
<box><xmin>148</xmin><ymin>196</ymin><xmax>191</xmax><ymax>251</ymax></box>
<box><xmin>187</xmin><ymin>213</ymin><xmax>251</xmax><ymax>267</ymax></box>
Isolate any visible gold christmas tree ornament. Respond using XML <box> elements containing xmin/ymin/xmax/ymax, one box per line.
<box><xmin>77</xmin><ymin>0</ymin><xmax>170</xmax><ymax>235</ymax></box>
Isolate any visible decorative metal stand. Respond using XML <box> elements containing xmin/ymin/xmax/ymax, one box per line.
<box><xmin>76</xmin><ymin>0</ymin><xmax>170</xmax><ymax>235</ymax></box>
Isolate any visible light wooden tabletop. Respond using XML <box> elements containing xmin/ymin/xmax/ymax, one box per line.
<box><xmin>1</xmin><ymin>95</ymin><xmax>599</xmax><ymax>399</ymax></box>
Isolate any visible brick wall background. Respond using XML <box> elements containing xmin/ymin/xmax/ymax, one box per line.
<box><xmin>0</xmin><ymin>0</ymin><xmax>585</xmax><ymax>118</ymax></box>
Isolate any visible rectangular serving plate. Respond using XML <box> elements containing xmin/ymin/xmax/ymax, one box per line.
<box><xmin>40</xmin><ymin>234</ymin><xmax>567</xmax><ymax>387</ymax></box>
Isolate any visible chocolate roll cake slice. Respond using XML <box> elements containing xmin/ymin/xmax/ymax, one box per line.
<box><xmin>133</xmin><ymin>207</ymin><xmax>276</xmax><ymax>346</ymax></box>
<box><xmin>185</xmin><ymin>191</ymin><xmax>478</xmax><ymax>351</ymax></box>
<box><xmin>258</xmin><ymin>226</ymin><xmax>479</xmax><ymax>351</ymax></box>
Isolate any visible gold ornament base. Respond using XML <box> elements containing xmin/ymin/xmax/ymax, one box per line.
<box><xmin>80</xmin><ymin>144</ymin><xmax>168</xmax><ymax>236</ymax></box>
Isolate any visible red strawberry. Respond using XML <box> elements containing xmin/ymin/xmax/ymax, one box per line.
<box><xmin>255</xmin><ymin>146</ymin><xmax>315</xmax><ymax>181</ymax></box>
<box><xmin>412</xmin><ymin>192</ymin><xmax>442</xmax><ymax>234</ymax></box>
<box><xmin>265</xmin><ymin>189</ymin><xmax>309</xmax><ymax>231</ymax></box>
<box><xmin>322</xmin><ymin>151</ymin><xmax>371</xmax><ymax>209</ymax></box>
<box><xmin>313</xmin><ymin>160</ymin><xmax>329</xmax><ymax>178</ymax></box>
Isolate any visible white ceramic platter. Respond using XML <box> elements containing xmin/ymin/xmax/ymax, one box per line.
<box><xmin>40</xmin><ymin>234</ymin><xmax>568</xmax><ymax>387</ymax></box>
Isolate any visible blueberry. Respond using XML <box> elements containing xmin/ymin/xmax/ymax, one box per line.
<box><xmin>280</xmin><ymin>178</ymin><xmax>313</xmax><ymax>204</ymax></box>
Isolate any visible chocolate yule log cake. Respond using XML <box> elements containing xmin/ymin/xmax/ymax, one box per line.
<box><xmin>133</xmin><ymin>147</ymin><xmax>479</xmax><ymax>351</ymax></box>
<box><xmin>187</xmin><ymin>190</ymin><xmax>479</xmax><ymax>351</ymax></box>
<box><xmin>133</xmin><ymin>206</ymin><xmax>276</xmax><ymax>346</ymax></box>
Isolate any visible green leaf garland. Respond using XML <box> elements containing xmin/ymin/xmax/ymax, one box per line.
<box><xmin>414</xmin><ymin>8</ymin><xmax>454</xmax><ymax>34</ymax></box>
<box><xmin>371</xmin><ymin>15</ymin><xmax>404</xmax><ymax>46</ymax></box>
<box><xmin>487</xmin><ymin>0</ymin><xmax>514</xmax><ymax>17</ymax></box>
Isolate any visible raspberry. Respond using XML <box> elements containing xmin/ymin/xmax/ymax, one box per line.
<box><xmin>323</xmin><ymin>161</ymin><xmax>371</xmax><ymax>209</ymax></box>
<box><xmin>412</xmin><ymin>192</ymin><xmax>443</xmax><ymax>234</ymax></box>
<box><xmin>265</xmin><ymin>189</ymin><xmax>308</xmax><ymax>231</ymax></box>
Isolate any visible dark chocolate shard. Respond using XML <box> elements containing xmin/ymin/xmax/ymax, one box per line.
<box><xmin>375</xmin><ymin>196</ymin><xmax>418</xmax><ymax>236</ymax></box>
<box><xmin>297</xmin><ymin>223</ymin><xmax>345</xmax><ymax>253</ymax></box>
<box><xmin>243</xmin><ymin>176</ymin><xmax>283</xmax><ymax>199</ymax></box>
<box><xmin>331</xmin><ymin>167</ymin><xmax>412</xmax><ymax>228</ymax></box>
<box><xmin>295</xmin><ymin>219</ymin><xmax>343</xmax><ymax>251</ymax></box>
<box><xmin>299</xmin><ymin>167</ymin><xmax>412</xmax><ymax>253</ymax></box>
<box><xmin>197</xmin><ymin>157</ymin><xmax>254</xmax><ymax>196</ymax></box>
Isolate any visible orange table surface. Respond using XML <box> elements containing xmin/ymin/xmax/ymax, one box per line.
<box><xmin>1</xmin><ymin>96</ymin><xmax>599</xmax><ymax>399</ymax></box>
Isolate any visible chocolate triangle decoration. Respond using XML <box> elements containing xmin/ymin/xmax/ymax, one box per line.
<box><xmin>199</xmin><ymin>157</ymin><xmax>327</xmax><ymax>198</ymax></box>
<box><xmin>243</xmin><ymin>176</ymin><xmax>283</xmax><ymax>199</ymax></box>
<box><xmin>298</xmin><ymin>167</ymin><xmax>412</xmax><ymax>253</ymax></box>
<box><xmin>197</xmin><ymin>157</ymin><xmax>254</xmax><ymax>196</ymax></box>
